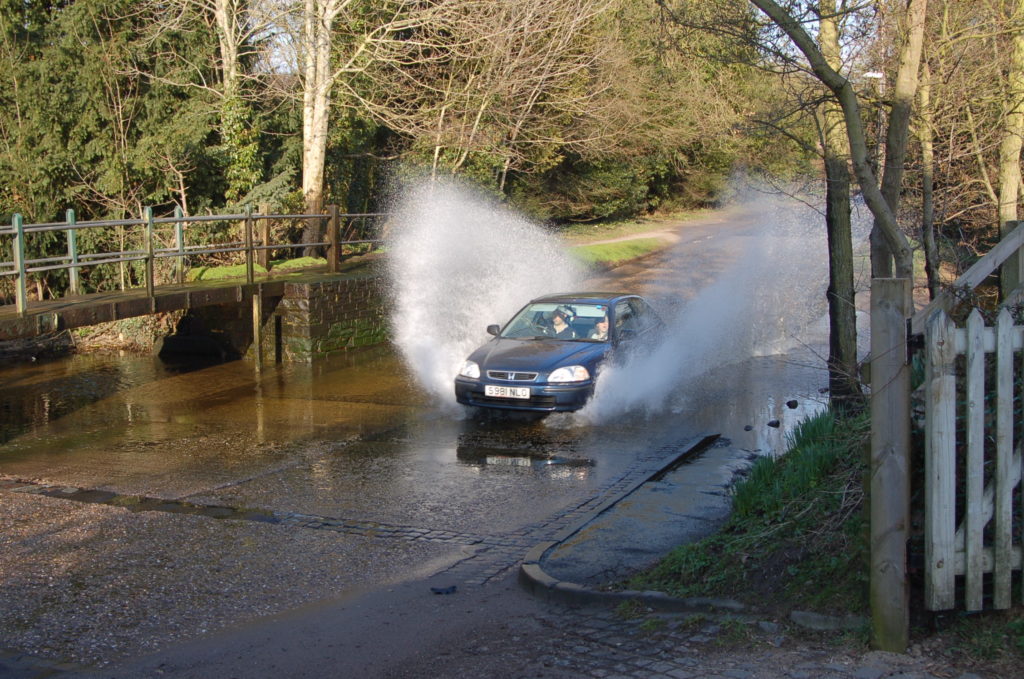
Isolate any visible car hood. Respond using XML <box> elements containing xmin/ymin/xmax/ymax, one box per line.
<box><xmin>468</xmin><ymin>338</ymin><xmax>608</xmax><ymax>374</ymax></box>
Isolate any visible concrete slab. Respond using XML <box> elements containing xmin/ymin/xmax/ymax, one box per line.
<box><xmin>540</xmin><ymin>440</ymin><xmax>753</xmax><ymax>587</ymax></box>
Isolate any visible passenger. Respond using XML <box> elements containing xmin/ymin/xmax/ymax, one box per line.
<box><xmin>549</xmin><ymin>307</ymin><xmax>577</xmax><ymax>339</ymax></box>
<box><xmin>589</xmin><ymin>315</ymin><xmax>609</xmax><ymax>341</ymax></box>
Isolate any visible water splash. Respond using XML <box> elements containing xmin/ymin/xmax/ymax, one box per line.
<box><xmin>386</xmin><ymin>179</ymin><xmax>584</xmax><ymax>408</ymax></box>
<box><xmin>577</xmin><ymin>186</ymin><xmax>871</xmax><ymax>421</ymax></box>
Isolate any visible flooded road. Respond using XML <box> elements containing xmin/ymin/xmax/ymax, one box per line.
<box><xmin>0</xmin><ymin>196</ymin><xmax>849</xmax><ymax>669</ymax></box>
<box><xmin>0</xmin><ymin>343</ymin><xmax>802</xmax><ymax>536</ymax></box>
<box><xmin>0</xmin><ymin>199</ymin><xmax>842</xmax><ymax>522</ymax></box>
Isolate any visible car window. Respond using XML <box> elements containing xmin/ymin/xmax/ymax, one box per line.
<box><xmin>500</xmin><ymin>302</ymin><xmax>610</xmax><ymax>340</ymax></box>
<box><xmin>628</xmin><ymin>298</ymin><xmax>654</xmax><ymax>332</ymax></box>
<box><xmin>615</xmin><ymin>301</ymin><xmax>637</xmax><ymax>333</ymax></box>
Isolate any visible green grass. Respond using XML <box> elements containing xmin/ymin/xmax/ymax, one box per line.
<box><xmin>570</xmin><ymin>238</ymin><xmax>665</xmax><ymax>266</ymax></box>
<box><xmin>186</xmin><ymin>263</ymin><xmax>268</xmax><ymax>281</ymax></box>
<box><xmin>937</xmin><ymin>611</ymin><xmax>1024</xmax><ymax>673</ymax></box>
<box><xmin>629</xmin><ymin>409</ymin><xmax>871</xmax><ymax>614</ymax></box>
<box><xmin>270</xmin><ymin>256</ymin><xmax>326</xmax><ymax>271</ymax></box>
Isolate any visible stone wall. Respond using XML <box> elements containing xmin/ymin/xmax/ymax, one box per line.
<box><xmin>253</xmin><ymin>273</ymin><xmax>390</xmax><ymax>363</ymax></box>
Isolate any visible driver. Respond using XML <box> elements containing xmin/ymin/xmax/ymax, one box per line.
<box><xmin>549</xmin><ymin>306</ymin><xmax>577</xmax><ymax>339</ymax></box>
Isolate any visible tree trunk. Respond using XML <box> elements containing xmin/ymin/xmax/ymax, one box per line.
<box><xmin>300</xmin><ymin>0</ymin><xmax>340</xmax><ymax>256</ymax></box>
<box><xmin>214</xmin><ymin>0</ymin><xmax>239</xmax><ymax>99</ymax></box>
<box><xmin>871</xmin><ymin>0</ymin><xmax>928</xmax><ymax>280</ymax></box>
<box><xmin>918</xmin><ymin>61</ymin><xmax>940</xmax><ymax>300</ymax></box>
<box><xmin>998</xmin><ymin>0</ymin><xmax>1024</xmax><ymax>298</ymax></box>
<box><xmin>819</xmin><ymin>0</ymin><xmax>861</xmax><ymax>411</ymax></box>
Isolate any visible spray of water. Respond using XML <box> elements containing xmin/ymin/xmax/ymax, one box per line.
<box><xmin>387</xmin><ymin>179</ymin><xmax>584</xmax><ymax>408</ymax></box>
<box><xmin>387</xmin><ymin>175</ymin><xmax>869</xmax><ymax>420</ymax></box>
<box><xmin>577</xmin><ymin>185</ymin><xmax>871</xmax><ymax>421</ymax></box>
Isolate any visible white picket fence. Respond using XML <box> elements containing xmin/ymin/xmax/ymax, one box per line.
<box><xmin>924</xmin><ymin>307</ymin><xmax>1024</xmax><ymax>611</ymax></box>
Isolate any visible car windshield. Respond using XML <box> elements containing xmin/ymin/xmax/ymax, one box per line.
<box><xmin>500</xmin><ymin>302</ymin><xmax>610</xmax><ymax>341</ymax></box>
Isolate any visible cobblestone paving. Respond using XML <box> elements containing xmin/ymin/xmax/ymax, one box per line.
<box><xmin>414</xmin><ymin>605</ymin><xmax>994</xmax><ymax>679</ymax></box>
<box><xmin>0</xmin><ymin>434</ymin><xmax>717</xmax><ymax>676</ymax></box>
<box><xmin>0</xmin><ymin>434</ymin><xmax>711</xmax><ymax>588</ymax></box>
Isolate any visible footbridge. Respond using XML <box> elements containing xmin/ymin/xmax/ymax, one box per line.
<box><xmin>0</xmin><ymin>207</ymin><xmax>389</xmax><ymax>363</ymax></box>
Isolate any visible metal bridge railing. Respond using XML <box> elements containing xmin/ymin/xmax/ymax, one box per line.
<box><xmin>0</xmin><ymin>205</ymin><xmax>386</xmax><ymax>316</ymax></box>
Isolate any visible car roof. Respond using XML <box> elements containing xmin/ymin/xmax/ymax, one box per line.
<box><xmin>529</xmin><ymin>292</ymin><xmax>638</xmax><ymax>305</ymax></box>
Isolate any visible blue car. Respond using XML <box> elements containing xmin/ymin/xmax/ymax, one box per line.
<box><xmin>454</xmin><ymin>292</ymin><xmax>663</xmax><ymax>412</ymax></box>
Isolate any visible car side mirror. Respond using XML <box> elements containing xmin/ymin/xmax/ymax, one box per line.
<box><xmin>486</xmin><ymin>324</ymin><xmax>501</xmax><ymax>336</ymax></box>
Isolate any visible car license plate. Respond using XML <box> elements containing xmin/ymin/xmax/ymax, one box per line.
<box><xmin>485</xmin><ymin>385</ymin><xmax>530</xmax><ymax>399</ymax></box>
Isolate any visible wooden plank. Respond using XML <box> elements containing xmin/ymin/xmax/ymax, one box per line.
<box><xmin>925</xmin><ymin>310</ymin><xmax>958</xmax><ymax>610</ymax></box>
<box><xmin>955</xmin><ymin>445</ymin><xmax>1023</xmax><ymax>549</ymax></box>
<box><xmin>911</xmin><ymin>220</ymin><xmax>1024</xmax><ymax>335</ymax></box>
<box><xmin>964</xmin><ymin>310</ymin><xmax>986</xmax><ymax>611</ymax></box>
<box><xmin>870</xmin><ymin>278</ymin><xmax>911</xmax><ymax>651</ymax></box>
<box><xmin>994</xmin><ymin>309</ymin><xmax>1014</xmax><ymax>608</ymax></box>
<box><xmin>955</xmin><ymin>545</ymin><xmax>1024</xmax><ymax>572</ymax></box>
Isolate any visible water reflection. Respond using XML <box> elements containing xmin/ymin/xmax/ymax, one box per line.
<box><xmin>0</xmin><ymin>347</ymin><xmax>432</xmax><ymax>495</ymax></box>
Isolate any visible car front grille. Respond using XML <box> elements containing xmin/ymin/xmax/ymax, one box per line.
<box><xmin>470</xmin><ymin>392</ymin><xmax>557</xmax><ymax>409</ymax></box>
<box><xmin>487</xmin><ymin>370</ymin><xmax>539</xmax><ymax>382</ymax></box>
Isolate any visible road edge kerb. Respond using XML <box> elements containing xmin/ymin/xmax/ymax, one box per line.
<box><xmin>517</xmin><ymin>434</ymin><xmax>749</xmax><ymax>615</ymax></box>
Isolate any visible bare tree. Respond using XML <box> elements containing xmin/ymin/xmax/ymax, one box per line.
<box><xmin>318</xmin><ymin>0</ymin><xmax>620</xmax><ymax>188</ymax></box>
<box><xmin>870</xmin><ymin>0</ymin><xmax>927</xmax><ymax>279</ymax></box>
<box><xmin>749</xmin><ymin>0</ymin><xmax>917</xmax><ymax>282</ymax></box>
<box><xmin>266</xmin><ymin>0</ymin><xmax>471</xmax><ymax>249</ymax></box>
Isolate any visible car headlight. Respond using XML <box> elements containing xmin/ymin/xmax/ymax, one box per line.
<box><xmin>548</xmin><ymin>365</ymin><xmax>590</xmax><ymax>383</ymax></box>
<box><xmin>459</xmin><ymin>360</ymin><xmax>480</xmax><ymax>379</ymax></box>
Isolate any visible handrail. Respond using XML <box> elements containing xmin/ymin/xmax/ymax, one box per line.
<box><xmin>0</xmin><ymin>206</ymin><xmax>385</xmax><ymax>314</ymax></box>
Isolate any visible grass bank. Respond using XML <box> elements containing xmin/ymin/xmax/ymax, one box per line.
<box><xmin>631</xmin><ymin>410</ymin><xmax>871</xmax><ymax>617</ymax></box>
<box><xmin>629</xmin><ymin>409</ymin><xmax>1024</xmax><ymax>674</ymax></box>
<box><xmin>569</xmin><ymin>238</ymin><xmax>666</xmax><ymax>267</ymax></box>
<box><xmin>557</xmin><ymin>208</ymin><xmax>710</xmax><ymax>244</ymax></box>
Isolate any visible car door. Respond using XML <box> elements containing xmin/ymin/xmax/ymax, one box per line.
<box><xmin>627</xmin><ymin>297</ymin><xmax>664</xmax><ymax>340</ymax></box>
<box><xmin>613</xmin><ymin>300</ymin><xmax>639</xmax><ymax>344</ymax></box>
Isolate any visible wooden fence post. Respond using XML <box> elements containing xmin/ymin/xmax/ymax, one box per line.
<box><xmin>12</xmin><ymin>213</ymin><xmax>27</xmax><ymax>315</ymax></box>
<box><xmin>869</xmin><ymin>277</ymin><xmax>911</xmax><ymax>652</ymax></box>
<box><xmin>244</xmin><ymin>204</ymin><xmax>254</xmax><ymax>285</ymax></box>
<box><xmin>327</xmin><ymin>204</ymin><xmax>340</xmax><ymax>273</ymax></box>
<box><xmin>144</xmin><ymin>207</ymin><xmax>155</xmax><ymax>299</ymax></box>
<box><xmin>66</xmin><ymin>209</ymin><xmax>80</xmax><ymax>296</ymax></box>
<box><xmin>174</xmin><ymin>206</ymin><xmax>185</xmax><ymax>285</ymax></box>
<box><xmin>257</xmin><ymin>203</ymin><xmax>270</xmax><ymax>270</ymax></box>
<box><xmin>925</xmin><ymin>310</ymin><xmax>957</xmax><ymax>610</ymax></box>
<box><xmin>252</xmin><ymin>291</ymin><xmax>263</xmax><ymax>375</ymax></box>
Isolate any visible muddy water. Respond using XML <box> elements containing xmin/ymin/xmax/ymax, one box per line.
<box><xmin>0</xmin><ymin>346</ymin><xmax>670</xmax><ymax>536</ymax></box>
<box><xmin>0</xmin><ymin>347</ymin><xmax>428</xmax><ymax>495</ymax></box>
